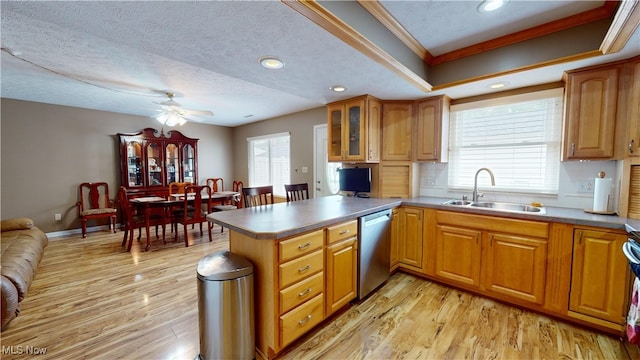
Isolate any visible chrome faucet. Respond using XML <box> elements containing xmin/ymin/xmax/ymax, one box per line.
<box><xmin>473</xmin><ymin>168</ymin><xmax>495</xmax><ymax>202</ymax></box>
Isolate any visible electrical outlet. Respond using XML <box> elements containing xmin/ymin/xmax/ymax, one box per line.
<box><xmin>425</xmin><ymin>177</ymin><xmax>436</xmax><ymax>186</ymax></box>
<box><xmin>577</xmin><ymin>180</ymin><xmax>594</xmax><ymax>193</ymax></box>
<box><xmin>54</xmin><ymin>213</ymin><xmax>62</xmax><ymax>221</ymax></box>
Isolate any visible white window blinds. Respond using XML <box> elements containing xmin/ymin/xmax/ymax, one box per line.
<box><xmin>248</xmin><ymin>132</ymin><xmax>290</xmax><ymax>196</ymax></box>
<box><xmin>448</xmin><ymin>88</ymin><xmax>563</xmax><ymax>195</ymax></box>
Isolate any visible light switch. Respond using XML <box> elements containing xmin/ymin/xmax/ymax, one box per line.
<box><xmin>302</xmin><ymin>167</ymin><xmax>308</xmax><ymax>173</ymax></box>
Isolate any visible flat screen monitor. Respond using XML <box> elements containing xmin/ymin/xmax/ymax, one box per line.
<box><xmin>339</xmin><ymin>167</ymin><xmax>371</xmax><ymax>195</ymax></box>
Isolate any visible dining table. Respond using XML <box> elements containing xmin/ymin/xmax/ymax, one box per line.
<box><xmin>130</xmin><ymin>191</ymin><xmax>240</xmax><ymax>251</ymax></box>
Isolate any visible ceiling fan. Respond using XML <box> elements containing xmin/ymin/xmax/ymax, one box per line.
<box><xmin>152</xmin><ymin>91</ymin><xmax>213</xmax><ymax>126</ymax></box>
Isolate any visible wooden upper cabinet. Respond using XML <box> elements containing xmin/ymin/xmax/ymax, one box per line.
<box><xmin>625</xmin><ymin>58</ymin><xmax>640</xmax><ymax>157</ymax></box>
<box><xmin>563</xmin><ymin>66</ymin><xmax>619</xmax><ymax>160</ymax></box>
<box><xmin>415</xmin><ymin>95</ymin><xmax>450</xmax><ymax>162</ymax></box>
<box><xmin>382</xmin><ymin>101</ymin><xmax>414</xmax><ymax>161</ymax></box>
<box><xmin>327</xmin><ymin>95</ymin><xmax>381</xmax><ymax>163</ymax></box>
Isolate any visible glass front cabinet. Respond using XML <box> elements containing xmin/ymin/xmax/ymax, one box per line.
<box><xmin>118</xmin><ymin>128</ymin><xmax>199</xmax><ymax>196</ymax></box>
<box><xmin>327</xmin><ymin>95</ymin><xmax>381</xmax><ymax>163</ymax></box>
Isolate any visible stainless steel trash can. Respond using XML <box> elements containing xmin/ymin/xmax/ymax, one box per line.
<box><xmin>197</xmin><ymin>250</ymin><xmax>254</xmax><ymax>360</ymax></box>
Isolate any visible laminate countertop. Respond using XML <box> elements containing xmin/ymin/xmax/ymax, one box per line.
<box><xmin>402</xmin><ymin>196</ymin><xmax>640</xmax><ymax>231</ymax></box>
<box><xmin>206</xmin><ymin>195</ymin><xmax>401</xmax><ymax>239</ymax></box>
<box><xmin>207</xmin><ymin>195</ymin><xmax>638</xmax><ymax>239</ymax></box>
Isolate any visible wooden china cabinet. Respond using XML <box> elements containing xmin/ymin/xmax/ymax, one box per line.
<box><xmin>117</xmin><ymin>128</ymin><xmax>199</xmax><ymax>197</ymax></box>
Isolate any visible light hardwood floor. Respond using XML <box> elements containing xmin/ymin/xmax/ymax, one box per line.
<box><xmin>1</xmin><ymin>227</ymin><xmax>638</xmax><ymax>359</ymax></box>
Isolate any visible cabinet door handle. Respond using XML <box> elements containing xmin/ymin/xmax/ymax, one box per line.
<box><xmin>298</xmin><ymin>265</ymin><xmax>311</xmax><ymax>273</ymax></box>
<box><xmin>298</xmin><ymin>314</ymin><xmax>312</xmax><ymax>325</ymax></box>
<box><xmin>298</xmin><ymin>242</ymin><xmax>311</xmax><ymax>250</ymax></box>
<box><xmin>339</xmin><ymin>229</ymin><xmax>350</xmax><ymax>235</ymax></box>
<box><xmin>298</xmin><ymin>288</ymin><xmax>312</xmax><ymax>298</ymax></box>
<box><xmin>578</xmin><ymin>231</ymin><xmax>583</xmax><ymax>245</ymax></box>
<box><xmin>630</xmin><ymin>139</ymin><xmax>635</xmax><ymax>154</ymax></box>
<box><xmin>571</xmin><ymin>143</ymin><xmax>575</xmax><ymax>156</ymax></box>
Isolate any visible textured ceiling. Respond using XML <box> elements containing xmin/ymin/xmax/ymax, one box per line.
<box><xmin>1</xmin><ymin>1</ymin><xmax>639</xmax><ymax>127</ymax></box>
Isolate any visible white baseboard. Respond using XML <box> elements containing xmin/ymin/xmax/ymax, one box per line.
<box><xmin>46</xmin><ymin>223</ymin><xmax>123</xmax><ymax>240</ymax></box>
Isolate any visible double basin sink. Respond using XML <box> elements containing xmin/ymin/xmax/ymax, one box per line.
<box><xmin>442</xmin><ymin>199</ymin><xmax>546</xmax><ymax>215</ymax></box>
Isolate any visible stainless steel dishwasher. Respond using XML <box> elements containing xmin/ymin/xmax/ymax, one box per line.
<box><xmin>358</xmin><ymin>209</ymin><xmax>392</xmax><ymax>299</ymax></box>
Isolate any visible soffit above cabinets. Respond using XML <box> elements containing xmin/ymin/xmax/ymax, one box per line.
<box><xmin>1</xmin><ymin>1</ymin><xmax>638</xmax><ymax>126</ymax></box>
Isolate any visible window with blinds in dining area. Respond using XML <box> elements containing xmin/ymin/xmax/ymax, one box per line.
<box><xmin>248</xmin><ymin>132</ymin><xmax>290</xmax><ymax>197</ymax></box>
<box><xmin>447</xmin><ymin>87</ymin><xmax>564</xmax><ymax>195</ymax></box>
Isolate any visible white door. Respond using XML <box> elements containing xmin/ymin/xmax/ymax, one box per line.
<box><xmin>314</xmin><ymin>124</ymin><xmax>340</xmax><ymax>197</ymax></box>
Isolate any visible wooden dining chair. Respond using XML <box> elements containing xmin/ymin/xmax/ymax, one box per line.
<box><xmin>232</xmin><ymin>181</ymin><xmax>244</xmax><ymax>208</ymax></box>
<box><xmin>168</xmin><ymin>181</ymin><xmax>193</xmax><ymax>230</ymax></box>
<box><xmin>284</xmin><ymin>183</ymin><xmax>310</xmax><ymax>202</ymax></box>
<box><xmin>118</xmin><ymin>187</ymin><xmax>166</xmax><ymax>251</ymax></box>
<box><xmin>169</xmin><ymin>181</ymin><xmax>193</xmax><ymax>196</ymax></box>
<box><xmin>242</xmin><ymin>185</ymin><xmax>274</xmax><ymax>207</ymax></box>
<box><xmin>211</xmin><ymin>180</ymin><xmax>244</xmax><ymax>232</ymax></box>
<box><xmin>173</xmin><ymin>185</ymin><xmax>212</xmax><ymax>247</ymax></box>
<box><xmin>76</xmin><ymin>182</ymin><xmax>118</xmax><ymax>238</ymax></box>
<box><xmin>205</xmin><ymin>178</ymin><xmax>224</xmax><ymax>192</ymax></box>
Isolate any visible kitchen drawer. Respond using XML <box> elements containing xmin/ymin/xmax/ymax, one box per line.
<box><xmin>279</xmin><ymin>249</ymin><xmax>324</xmax><ymax>288</ymax></box>
<box><xmin>279</xmin><ymin>229</ymin><xmax>324</xmax><ymax>262</ymax></box>
<box><xmin>326</xmin><ymin>220</ymin><xmax>358</xmax><ymax>244</ymax></box>
<box><xmin>280</xmin><ymin>271</ymin><xmax>324</xmax><ymax>315</ymax></box>
<box><xmin>280</xmin><ymin>294</ymin><xmax>324</xmax><ymax>347</ymax></box>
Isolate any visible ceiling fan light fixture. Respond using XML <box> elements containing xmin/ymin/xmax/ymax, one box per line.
<box><xmin>329</xmin><ymin>85</ymin><xmax>347</xmax><ymax>92</ymax></box>
<box><xmin>478</xmin><ymin>0</ymin><xmax>507</xmax><ymax>13</ymax></box>
<box><xmin>155</xmin><ymin>110</ymin><xmax>186</xmax><ymax>127</ymax></box>
<box><xmin>259</xmin><ymin>56</ymin><xmax>285</xmax><ymax>70</ymax></box>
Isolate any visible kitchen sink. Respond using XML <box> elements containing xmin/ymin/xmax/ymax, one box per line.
<box><xmin>442</xmin><ymin>199</ymin><xmax>473</xmax><ymax>206</ymax></box>
<box><xmin>470</xmin><ymin>201</ymin><xmax>544</xmax><ymax>213</ymax></box>
<box><xmin>442</xmin><ymin>200</ymin><xmax>546</xmax><ymax>215</ymax></box>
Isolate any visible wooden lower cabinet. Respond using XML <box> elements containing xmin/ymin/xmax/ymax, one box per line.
<box><xmin>483</xmin><ymin>232</ymin><xmax>547</xmax><ymax>305</ymax></box>
<box><xmin>228</xmin><ymin>225</ymin><xmax>327</xmax><ymax>359</ymax></box>
<box><xmin>418</xmin><ymin>209</ymin><xmax>631</xmax><ymax>335</ymax></box>
<box><xmin>433</xmin><ymin>211</ymin><xmax>549</xmax><ymax>305</ymax></box>
<box><xmin>326</xmin><ymin>237</ymin><xmax>357</xmax><ymax>315</ymax></box>
<box><xmin>397</xmin><ymin>207</ymin><xmax>423</xmax><ymax>271</ymax></box>
<box><xmin>568</xmin><ymin>228</ymin><xmax>629</xmax><ymax>329</ymax></box>
<box><xmin>280</xmin><ymin>294</ymin><xmax>324</xmax><ymax>347</ymax></box>
<box><xmin>434</xmin><ymin>225</ymin><xmax>482</xmax><ymax>288</ymax></box>
<box><xmin>229</xmin><ymin>219</ymin><xmax>360</xmax><ymax>359</ymax></box>
<box><xmin>390</xmin><ymin>208</ymin><xmax>400</xmax><ymax>269</ymax></box>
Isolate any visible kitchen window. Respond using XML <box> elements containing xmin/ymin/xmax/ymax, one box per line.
<box><xmin>248</xmin><ymin>132</ymin><xmax>290</xmax><ymax>197</ymax></box>
<box><xmin>448</xmin><ymin>87</ymin><xmax>563</xmax><ymax>195</ymax></box>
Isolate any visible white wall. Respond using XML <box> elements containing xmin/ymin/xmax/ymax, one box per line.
<box><xmin>419</xmin><ymin>160</ymin><xmax>620</xmax><ymax>211</ymax></box>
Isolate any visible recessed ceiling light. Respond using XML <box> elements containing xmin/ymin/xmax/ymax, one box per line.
<box><xmin>259</xmin><ymin>56</ymin><xmax>284</xmax><ymax>70</ymax></box>
<box><xmin>478</xmin><ymin>0</ymin><xmax>508</xmax><ymax>13</ymax></box>
<box><xmin>329</xmin><ymin>85</ymin><xmax>347</xmax><ymax>92</ymax></box>
<box><xmin>488</xmin><ymin>81</ymin><xmax>509</xmax><ymax>89</ymax></box>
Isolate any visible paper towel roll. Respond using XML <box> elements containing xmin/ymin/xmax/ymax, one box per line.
<box><xmin>593</xmin><ymin>177</ymin><xmax>612</xmax><ymax>212</ymax></box>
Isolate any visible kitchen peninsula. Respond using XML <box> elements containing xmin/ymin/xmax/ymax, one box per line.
<box><xmin>206</xmin><ymin>195</ymin><xmax>401</xmax><ymax>359</ymax></box>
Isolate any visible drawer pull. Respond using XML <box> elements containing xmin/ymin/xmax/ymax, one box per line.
<box><xmin>298</xmin><ymin>314</ymin><xmax>312</xmax><ymax>325</ymax></box>
<box><xmin>298</xmin><ymin>288</ymin><xmax>312</xmax><ymax>298</ymax></box>
<box><xmin>298</xmin><ymin>242</ymin><xmax>311</xmax><ymax>250</ymax></box>
<box><xmin>339</xmin><ymin>229</ymin><xmax>350</xmax><ymax>235</ymax></box>
<box><xmin>298</xmin><ymin>265</ymin><xmax>311</xmax><ymax>273</ymax></box>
